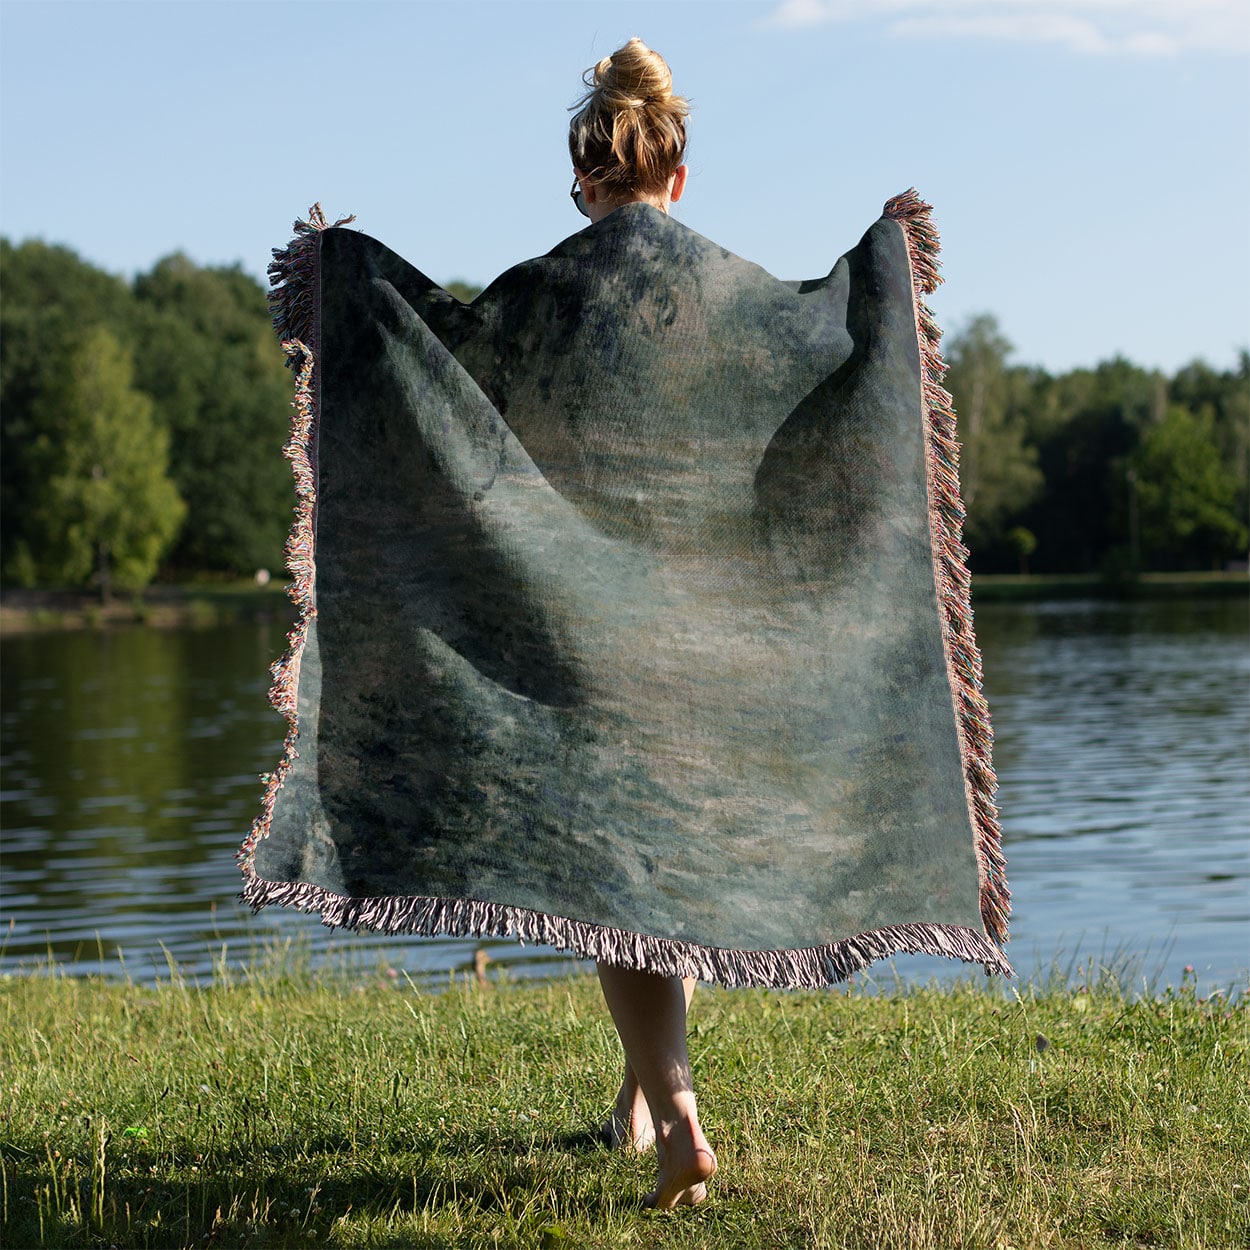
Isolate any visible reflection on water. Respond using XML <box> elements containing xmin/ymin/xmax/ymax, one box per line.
<box><xmin>1</xmin><ymin>597</ymin><xmax>1246</xmax><ymax>991</ymax></box>
<box><xmin>0</xmin><ymin>625</ymin><xmax>579</xmax><ymax>985</ymax></box>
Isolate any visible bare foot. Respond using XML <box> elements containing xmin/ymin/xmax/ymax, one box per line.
<box><xmin>602</xmin><ymin>1074</ymin><xmax>655</xmax><ymax>1151</ymax></box>
<box><xmin>644</xmin><ymin>1118</ymin><xmax>717</xmax><ymax>1210</ymax></box>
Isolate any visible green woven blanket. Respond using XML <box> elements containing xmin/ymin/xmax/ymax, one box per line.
<box><xmin>239</xmin><ymin>192</ymin><xmax>1011</xmax><ymax>987</ymax></box>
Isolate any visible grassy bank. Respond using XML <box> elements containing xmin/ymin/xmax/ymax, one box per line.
<box><xmin>2</xmin><ymin>964</ymin><xmax>1245</xmax><ymax>1249</ymax></box>
<box><xmin>2</xmin><ymin>571</ymin><xmax>1244</xmax><ymax>634</ymax></box>
<box><xmin>0</xmin><ymin>582</ymin><xmax>295</xmax><ymax>634</ymax></box>
<box><xmin>970</xmin><ymin>570</ymin><xmax>1248</xmax><ymax>602</ymax></box>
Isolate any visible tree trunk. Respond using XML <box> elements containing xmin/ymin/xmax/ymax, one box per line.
<box><xmin>97</xmin><ymin>541</ymin><xmax>112</xmax><ymax>606</ymax></box>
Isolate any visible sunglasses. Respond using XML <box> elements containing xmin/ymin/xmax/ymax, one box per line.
<box><xmin>570</xmin><ymin>177</ymin><xmax>589</xmax><ymax>219</ymax></box>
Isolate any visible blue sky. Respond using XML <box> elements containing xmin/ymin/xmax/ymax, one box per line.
<box><xmin>2</xmin><ymin>0</ymin><xmax>1246</xmax><ymax>374</ymax></box>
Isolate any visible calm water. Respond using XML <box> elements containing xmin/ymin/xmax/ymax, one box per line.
<box><xmin>2</xmin><ymin>598</ymin><xmax>1247</xmax><ymax>992</ymax></box>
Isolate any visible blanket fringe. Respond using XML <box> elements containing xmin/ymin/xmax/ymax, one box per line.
<box><xmin>266</xmin><ymin>204</ymin><xmax>355</xmax><ymax>362</ymax></box>
<box><xmin>241</xmin><ymin>873</ymin><xmax>1013</xmax><ymax>987</ymax></box>
<box><xmin>238</xmin><ymin>204</ymin><xmax>349</xmax><ymax>873</ymax></box>
<box><xmin>884</xmin><ymin>189</ymin><xmax>1011</xmax><ymax>947</ymax></box>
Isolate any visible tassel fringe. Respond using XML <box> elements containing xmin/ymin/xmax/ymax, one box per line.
<box><xmin>266</xmin><ymin>203</ymin><xmax>355</xmax><ymax>361</ymax></box>
<box><xmin>241</xmin><ymin>872</ymin><xmax>1013</xmax><ymax>987</ymax></box>
<box><xmin>237</xmin><ymin>205</ymin><xmax>349</xmax><ymax>873</ymax></box>
<box><xmin>239</xmin><ymin>197</ymin><xmax>1013</xmax><ymax>988</ymax></box>
<box><xmin>884</xmin><ymin>188</ymin><xmax>1011</xmax><ymax>948</ymax></box>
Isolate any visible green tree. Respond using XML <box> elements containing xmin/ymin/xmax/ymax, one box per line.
<box><xmin>24</xmin><ymin>327</ymin><xmax>185</xmax><ymax>598</ymax></box>
<box><xmin>445</xmin><ymin>280</ymin><xmax>483</xmax><ymax>304</ymax></box>
<box><xmin>1</xmin><ymin>239</ymin><xmax>140</xmax><ymax>579</ymax></box>
<box><xmin>1131</xmin><ymin>405</ymin><xmax>1247</xmax><ymax>569</ymax></box>
<box><xmin>1169</xmin><ymin>353</ymin><xmax>1250</xmax><ymax>540</ymax></box>
<box><xmin>1021</xmin><ymin>357</ymin><xmax>1161</xmax><ymax>573</ymax></box>
<box><xmin>1007</xmin><ymin>526</ymin><xmax>1037</xmax><ymax>574</ymax></box>
<box><xmin>131</xmin><ymin>255</ymin><xmax>293</xmax><ymax>574</ymax></box>
<box><xmin>943</xmin><ymin>316</ymin><xmax>1042</xmax><ymax>560</ymax></box>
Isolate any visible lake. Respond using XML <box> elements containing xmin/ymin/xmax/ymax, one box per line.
<box><xmin>2</xmin><ymin>596</ymin><xmax>1246</xmax><ymax>994</ymax></box>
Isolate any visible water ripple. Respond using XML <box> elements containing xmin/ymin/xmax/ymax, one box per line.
<box><xmin>1</xmin><ymin>601</ymin><xmax>1246</xmax><ymax>992</ymax></box>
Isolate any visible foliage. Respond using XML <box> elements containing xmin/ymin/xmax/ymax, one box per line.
<box><xmin>1006</xmin><ymin>525</ymin><xmax>1037</xmax><ymax>574</ymax></box>
<box><xmin>131</xmin><ymin>255</ymin><xmax>293</xmax><ymax>575</ymax></box>
<box><xmin>0</xmin><ymin>240</ymin><xmax>289</xmax><ymax>584</ymax></box>
<box><xmin>1</xmin><ymin>966</ymin><xmax>1244</xmax><ymax>1249</ymax></box>
<box><xmin>1</xmin><ymin>233</ymin><xmax>1245</xmax><ymax>586</ymax></box>
<box><xmin>1132</xmin><ymin>405</ymin><xmax>1248</xmax><ymax>568</ymax></box>
<box><xmin>15</xmin><ymin>327</ymin><xmax>184</xmax><ymax>596</ymax></box>
<box><xmin>944</xmin><ymin>315</ymin><xmax>1043</xmax><ymax>552</ymax></box>
<box><xmin>0</xmin><ymin>240</ymin><xmax>140</xmax><ymax>582</ymax></box>
<box><xmin>445</xmin><ymin>279</ymin><xmax>484</xmax><ymax>304</ymax></box>
<box><xmin>1168</xmin><ymin>351</ymin><xmax>1250</xmax><ymax>544</ymax></box>
<box><xmin>941</xmin><ymin>317</ymin><xmax>1248</xmax><ymax>574</ymax></box>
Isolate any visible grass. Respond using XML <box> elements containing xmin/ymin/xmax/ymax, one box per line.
<box><xmin>1</xmin><ymin>959</ymin><xmax>1246</xmax><ymax>1249</ymax></box>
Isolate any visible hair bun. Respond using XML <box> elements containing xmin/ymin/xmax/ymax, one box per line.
<box><xmin>569</xmin><ymin>38</ymin><xmax>689</xmax><ymax>200</ymax></box>
<box><xmin>595</xmin><ymin>36</ymin><xmax>673</xmax><ymax>109</ymax></box>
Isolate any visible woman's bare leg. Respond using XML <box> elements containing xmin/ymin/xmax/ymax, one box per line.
<box><xmin>603</xmin><ymin>1057</ymin><xmax>654</xmax><ymax>1151</ymax></box>
<box><xmin>602</xmin><ymin>978</ymin><xmax>696</xmax><ymax>1152</ymax></box>
<box><xmin>596</xmin><ymin>964</ymin><xmax>716</xmax><ymax>1208</ymax></box>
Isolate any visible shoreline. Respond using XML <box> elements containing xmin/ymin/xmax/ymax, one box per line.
<box><xmin>0</xmin><ymin>581</ymin><xmax>295</xmax><ymax>634</ymax></box>
<box><xmin>1</xmin><ymin>571</ymin><xmax>1245</xmax><ymax>635</ymax></box>
<box><xmin>969</xmin><ymin>569</ymin><xmax>1248</xmax><ymax>602</ymax></box>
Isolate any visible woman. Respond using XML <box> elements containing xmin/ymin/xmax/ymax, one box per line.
<box><xmin>567</xmin><ymin>36</ymin><xmax>717</xmax><ymax>1212</ymax></box>
<box><xmin>246</xmin><ymin>33</ymin><xmax>1010</xmax><ymax>1221</ymax></box>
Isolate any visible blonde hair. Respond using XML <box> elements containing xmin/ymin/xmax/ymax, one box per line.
<box><xmin>568</xmin><ymin>38</ymin><xmax>689</xmax><ymax>201</ymax></box>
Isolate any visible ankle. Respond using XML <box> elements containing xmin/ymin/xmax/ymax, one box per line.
<box><xmin>654</xmin><ymin>1106</ymin><xmax>708</xmax><ymax>1153</ymax></box>
<box><xmin>651</xmin><ymin>1089</ymin><xmax>700</xmax><ymax>1132</ymax></box>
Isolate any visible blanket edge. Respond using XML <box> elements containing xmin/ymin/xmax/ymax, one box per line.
<box><xmin>236</xmin><ymin>206</ymin><xmax>350</xmax><ymax>883</ymax></box>
<box><xmin>238</xmin><ymin>198</ymin><xmax>1014</xmax><ymax>988</ymax></box>
<box><xmin>241</xmin><ymin>872</ymin><xmax>1013</xmax><ymax>986</ymax></box>
<box><xmin>883</xmin><ymin>188</ymin><xmax>1011</xmax><ymax>947</ymax></box>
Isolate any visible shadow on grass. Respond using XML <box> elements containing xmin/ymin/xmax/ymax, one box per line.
<box><xmin>6</xmin><ymin>1125</ymin><xmax>634</xmax><ymax>1249</ymax></box>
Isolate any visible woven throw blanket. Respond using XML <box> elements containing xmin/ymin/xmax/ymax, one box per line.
<box><xmin>239</xmin><ymin>191</ymin><xmax>1012</xmax><ymax>987</ymax></box>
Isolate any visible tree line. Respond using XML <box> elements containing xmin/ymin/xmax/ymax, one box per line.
<box><xmin>945</xmin><ymin>316</ymin><xmax>1247</xmax><ymax>576</ymax></box>
<box><xmin>1</xmin><ymin>238</ymin><xmax>1245</xmax><ymax>596</ymax></box>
